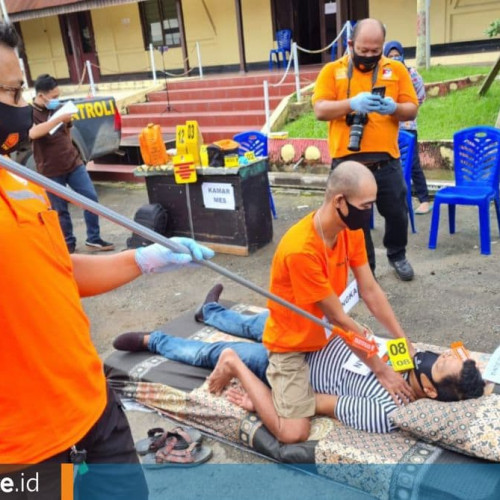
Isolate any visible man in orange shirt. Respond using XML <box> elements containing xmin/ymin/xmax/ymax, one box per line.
<box><xmin>313</xmin><ymin>19</ymin><xmax>419</xmax><ymax>281</ymax></box>
<box><xmin>208</xmin><ymin>161</ymin><xmax>415</xmax><ymax>444</ymax></box>
<box><xmin>0</xmin><ymin>22</ymin><xmax>213</xmax><ymax>500</ymax></box>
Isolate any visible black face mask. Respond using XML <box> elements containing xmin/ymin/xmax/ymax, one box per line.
<box><xmin>352</xmin><ymin>51</ymin><xmax>381</xmax><ymax>73</ymax></box>
<box><xmin>336</xmin><ymin>197</ymin><xmax>372</xmax><ymax>230</ymax></box>
<box><xmin>413</xmin><ymin>351</ymin><xmax>439</xmax><ymax>390</ymax></box>
<box><xmin>0</xmin><ymin>102</ymin><xmax>33</xmax><ymax>155</ymax></box>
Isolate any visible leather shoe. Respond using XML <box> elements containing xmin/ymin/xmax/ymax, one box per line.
<box><xmin>389</xmin><ymin>258</ymin><xmax>414</xmax><ymax>281</ymax></box>
<box><xmin>113</xmin><ymin>332</ymin><xmax>149</xmax><ymax>351</ymax></box>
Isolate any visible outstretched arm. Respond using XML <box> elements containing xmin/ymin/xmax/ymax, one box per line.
<box><xmin>71</xmin><ymin>251</ymin><xmax>142</xmax><ymax>297</ymax></box>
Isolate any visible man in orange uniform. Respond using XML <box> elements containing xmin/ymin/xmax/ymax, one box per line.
<box><xmin>313</xmin><ymin>19</ymin><xmax>419</xmax><ymax>281</ymax></box>
<box><xmin>0</xmin><ymin>22</ymin><xmax>213</xmax><ymax>500</ymax></box>
<box><xmin>208</xmin><ymin>161</ymin><xmax>415</xmax><ymax>444</ymax></box>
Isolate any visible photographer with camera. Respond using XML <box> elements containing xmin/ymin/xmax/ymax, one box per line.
<box><xmin>313</xmin><ymin>19</ymin><xmax>418</xmax><ymax>281</ymax></box>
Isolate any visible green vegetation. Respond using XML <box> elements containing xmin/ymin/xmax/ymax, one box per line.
<box><xmin>417</xmin><ymin>65</ymin><xmax>490</xmax><ymax>83</ymax></box>
<box><xmin>418</xmin><ymin>82</ymin><xmax>500</xmax><ymax>140</ymax></box>
<box><xmin>283</xmin><ymin>64</ymin><xmax>499</xmax><ymax>141</ymax></box>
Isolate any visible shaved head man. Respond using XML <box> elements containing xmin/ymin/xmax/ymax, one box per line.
<box><xmin>206</xmin><ymin>161</ymin><xmax>416</xmax><ymax>444</ymax></box>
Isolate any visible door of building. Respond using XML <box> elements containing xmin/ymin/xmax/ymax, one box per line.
<box><xmin>60</xmin><ymin>11</ymin><xmax>100</xmax><ymax>84</ymax></box>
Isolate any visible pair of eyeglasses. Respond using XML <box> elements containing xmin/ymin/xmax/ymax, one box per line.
<box><xmin>0</xmin><ymin>82</ymin><xmax>25</xmax><ymax>104</ymax></box>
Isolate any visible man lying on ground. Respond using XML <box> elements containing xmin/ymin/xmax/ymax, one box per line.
<box><xmin>113</xmin><ymin>285</ymin><xmax>485</xmax><ymax>434</ymax></box>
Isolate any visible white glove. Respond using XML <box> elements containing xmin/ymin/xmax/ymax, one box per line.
<box><xmin>135</xmin><ymin>237</ymin><xmax>215</xmax><ymax>274</ymax></box>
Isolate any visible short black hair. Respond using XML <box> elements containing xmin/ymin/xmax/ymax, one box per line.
<box><xmin>351</xmin><ymin>19</ymin><xmax>386</xmax><ymax>42</ymax></box>
<box><xmin>35</xmin><ymin>74</ymin><xmax>58</xmax><ymax>94</ymax></box>
<box><xmin>436</xmin><ymin>359</ymin><xmax>485</xmax><ymax>402</ymax></box>
<box><xmin>0</xmin><ymin>22</ymin><xmax>20</xmax><ymax>49</ymax></box>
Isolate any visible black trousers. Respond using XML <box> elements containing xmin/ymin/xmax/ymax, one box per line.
<box><xmin>331</xmin><ymin>157</ymin><xmax>408</xmax><ymax>271</ymax></box>
<box><xmin>1</xmin><ymin>384</ymin><xmax>148</xmax><ymax>500</ymax></box>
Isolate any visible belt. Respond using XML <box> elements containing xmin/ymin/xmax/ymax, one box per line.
<box><xmin>364</xmin><ymin>159</ymin><xmax>391</xmax><ymax>172</ymax></box>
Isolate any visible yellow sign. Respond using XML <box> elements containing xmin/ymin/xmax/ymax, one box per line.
<box><xmin>224</xmin><ymin>154</ymin><xmax>239</xmax><ymax>168</ymax></box>
<box><xmin>386</xmin><ymin>338</ymin><xmax>414</xmax><ymax>372</ymax></box>
<box><xmin>185</xmin><ymin>120</ymin><xmax>203</xmax><ymax>166</ymax></box>
<box><xmin>175</xmin><ymin>125</ymin><xmax>188</xmax><ymax>155</ymax></box>
<box><xmin>200</xmin><ymin>145</ymin><xmax>209</xmax><ymax>167</ymax></box>
<box><xmin>244</xmin><ymin>151</ymin><xmax>256</xmax><ymax>161</ymax></box>
<box><xmin>173</xmin><ymin>154</ymin><xmax>197</xmax><ymax>184</ymax></box>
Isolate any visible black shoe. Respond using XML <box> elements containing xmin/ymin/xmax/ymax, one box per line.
<box><xmin>113</xmin><ymin>332</ymin><xmax>150</xmax><ymax>352</ymax></box>
<box><xmin>85</xmin><ymin>238</ymin><xmax>115</xmax><ymax>251</ymax></box>
<box><xmin>67</xmin><ymin>243</ymin><xmax>76</xmax><ymax>254</ymax></box>
<box><xmin>194</xmin><ymin>284</ymin><xmax>224</xmax><ymax>323</ymax></box>
<box><xmin>389</xmin><ymin>258</ymin><xmax>414</xmax><ymax>281</ymax></box>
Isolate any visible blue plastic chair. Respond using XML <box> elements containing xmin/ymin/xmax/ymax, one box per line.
<box><xmin>428</xmin><ymin>126</ymin><xmax>500</xmax><ymax>255</ymax></box>
<box><xmin>370</xmin><ymin>130</ymin><xmax>417</xmax><ymax>233</ymax></box>
<box><xmin>269</xmin><ymin>29</ymin><xmax>292</xmax><ymax>70</ymax></box>
<box><xmin>233</xmin><ymin>131</ymin><xmax>277</xmax><ymax>219</ymax></box>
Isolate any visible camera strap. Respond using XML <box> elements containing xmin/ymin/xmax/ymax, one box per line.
<box><xmin>346</xmin><ymin>58</ymin><xmax>380</xmax><ymax>98</ymax></box>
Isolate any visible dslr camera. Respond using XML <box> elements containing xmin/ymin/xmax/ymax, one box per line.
<box><xmin>346</xmin><ymin>86</ymin><xmax>386</xmax><ymax>152</ymax></box>
<box><xmin>345</xmin><ymin>112</ymin><xmax>368</xmax><ymax>152</ymax></box>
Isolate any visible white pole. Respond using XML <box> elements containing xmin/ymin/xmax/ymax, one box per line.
<box><xmin>0</xmin><ymin>0</ymin><xmax>9</xmax><ymax>22</ymax></box>
<box><xmin>292</xmin><ymin>42</ymin><xmax>301</xmax><ymax>103</ymax></box>
<box><xmin>149</xmin><ymin>43</ymin><xmax>157</xmax><ymax>84</ymax></box>
<box><xmin>196</xmin><ymin>41</ymin><xmax>203</xmax><ymax>79</ymax></box>
<box><xmin>85</xmin><ymin>60</ymin><xmax>96</xmax><ymax>97</ymax></box>
<box><xmin>425</xmin><ymin>0</ymin><xmax>431</xmax><ymax>70</ymax></box>
<box><xmin>346</xmin><ymin>20</ymin><xmax>352</xmax><ymax>44</ymax></box>
<box><xmin>263</xmin><ymin>80</ymin><xmax>271</xmax><ymax>136</ymax></box>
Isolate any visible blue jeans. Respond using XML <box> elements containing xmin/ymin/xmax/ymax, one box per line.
<box><xmin>148</xmin><ymin>306</ymin><xmax>270</xmax><ymax>384</ymax></box>
<box><xmin>47</xmin><ymin>164</ymin><xmax>101</xmax><ymax>246</ymax></box>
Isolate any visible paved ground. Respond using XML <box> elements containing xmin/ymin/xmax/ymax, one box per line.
<box><xmin>70</xmin><ymin>180</ymin><xmax>499</xmax><ymax>496</ymax></box>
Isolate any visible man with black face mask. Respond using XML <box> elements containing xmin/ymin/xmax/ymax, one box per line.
<box><xmin>313</xmin><ymin>18</ymin><xmax>419</xmax><ymax>281</ymax></box>
<box><xmin>177</xmin><ymin>161</ymin><xmax>417</xmax><ymax>445</ymax></box>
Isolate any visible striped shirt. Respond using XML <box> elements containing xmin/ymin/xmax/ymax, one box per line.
<box><xmin>306</xmin><ymin>337</ymin><xmax>408</xmax><ymax>433</ymax></box>
<box><xmin>400</xmin><ymin>66</ymin><xmax>426</xmax><ymax>131</ymax></box>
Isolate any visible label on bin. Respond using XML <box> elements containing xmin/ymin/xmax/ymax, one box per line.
<box><xmin>224</xmin><ymin>155</ymin><xmax>239</xmax><ymax>168</ymax></box>
<box><xmin>173</xmin><ymin>154</ymin><xmax>197</xmax><ymax>184</ymax></box>
<box><xmin>202</xmin><ymin>182</ymin><xmax>235</xmax><ymax>210</ymax></box>
<box><xmin>244</xmin><ymin>151</ymin><xmax>256</xmax><ymax>161</ymax></box>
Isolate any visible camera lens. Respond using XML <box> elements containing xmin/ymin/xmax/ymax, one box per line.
<box><xmin>348</xmin><ymin>123</ymin><xmax>364</xmax><ymax>152</ymax></box>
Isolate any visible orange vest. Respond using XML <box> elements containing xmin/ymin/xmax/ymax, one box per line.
<box><xmin>263</xmin><ymin>212</ymin><xmax>367</xmax><ymax>353</ymax></box>
<box><xmin>0</xmin><ymin>168</ymin><xmax>107</xmax><ymax>463</ymax></box>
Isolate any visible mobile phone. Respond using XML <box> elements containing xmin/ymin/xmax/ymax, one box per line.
<box><xmin>372</xmin><ymin>86</ymin><xmax>386</xmax><ymax>98</ymax></box>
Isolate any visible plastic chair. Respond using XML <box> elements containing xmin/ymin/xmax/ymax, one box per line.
<box><xmin>428</xmin><ymin>126</ymin><xmax>500</xmax><ymax>255</ymax></box>
<box><xmin>269</xmin><ymin>29</ymin><xmax>292</xmax><ymax>70</ymax></box>
<box><xmin>233</xmin><ymin>131</ymin><xmax>277</xmax><ymax>219</ymax></box>
<box><xmin>370</xmin><ymin>130</ymin><xmax>417</xmax><ymax>233</ymax></box>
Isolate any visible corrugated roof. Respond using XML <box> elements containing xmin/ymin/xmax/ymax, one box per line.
<box><xmin>6</xmin><ymin>0</ymin><xmax>145</xmax><ymax>21</ymax></box>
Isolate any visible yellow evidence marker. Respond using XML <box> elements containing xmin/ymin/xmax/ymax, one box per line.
<box><xmin>386</xmin><ymin>338</ymin><xmax>414</xmax><ymax>372</ymax></box>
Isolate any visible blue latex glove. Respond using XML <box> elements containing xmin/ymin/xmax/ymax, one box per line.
<box><xmin>377</xmin><ymin>97</ymin><xmax>397</xmax><ymax>115</ymax></box>
<box><xmin>135</xmin><ymin>237</ymin><xmax>215</xmax><ymax>274</ymax></box>
<box><xmin>350</xmin><ymin>92</ymin><xmax>383</xmax><ymax>114</ymax></box>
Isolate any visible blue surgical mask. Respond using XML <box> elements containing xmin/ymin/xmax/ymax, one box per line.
<box><xmin>391</xmin><ymin>55</ymin><xmax>404</xmax><ymax>63</ymax></box>
<box><xmin>46</xmin><ymin>99</ymin><xmax>60</xmax><ymax>110</ymax></box>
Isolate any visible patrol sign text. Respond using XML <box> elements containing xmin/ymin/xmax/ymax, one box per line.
<box><xmin>202</xmin><ymin>182</ymin><xmax>236</xmax><ymax>210</ymax></box>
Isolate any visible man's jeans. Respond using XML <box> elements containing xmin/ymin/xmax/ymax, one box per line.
<box><xmin>148</xmin><ymin>304</ymin><xmax>270</xmax><ymax>384</ymax></box>
<box><xmin>47</xmin><ymin>164</ymin><xmax>101</xmax><ymax>246</ymax></box>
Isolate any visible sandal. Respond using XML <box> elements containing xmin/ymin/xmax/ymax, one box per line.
<box><xmin>142</xmin><ymin>439</ymin><xmax>212</xmax><ymax>468</ymax></box>
<box><xmin>135</xmin><ymin>426</ymin><xmax>202</xmax><ymax>456</ymax></box>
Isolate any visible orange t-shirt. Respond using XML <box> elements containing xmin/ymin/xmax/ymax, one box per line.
<box><xmin>262</xmin><ymin>212</ymin><xmax>367</xmax><ymax>353</ymax></box>
<box><xmin>0</xmin><ymin>168</ymin><xmax>107</xmax><ymax>464</ymax></box>
<box><xmin>312</xmin><ymin>55</ymin><xmax>418</xmax><ymax>159</ymax></box>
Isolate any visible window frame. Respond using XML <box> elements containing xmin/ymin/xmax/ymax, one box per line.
<box><xmin>139</xmin><ymin>0</ymin><xmax>181</xmax><ymax>50</ymax></box>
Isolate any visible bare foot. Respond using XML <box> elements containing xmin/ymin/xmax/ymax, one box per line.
<box><xmin>208</xmin><ymin>349</ymin><xmax>236</xmax><ymax>395</ymax></box>
<box><xmin>226</xmin><ymin>387</ymin><xmax>255</xmax><ymax>412</ymax></box>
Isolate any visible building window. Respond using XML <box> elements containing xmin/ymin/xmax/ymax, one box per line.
<box><xmin>140</xmin><ymin>0</ymin><xmax>181</xmax><ymax>49</ymax></box>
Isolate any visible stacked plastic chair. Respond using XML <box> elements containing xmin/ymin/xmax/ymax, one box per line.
<box><xmin>428</xmin><ymin>126</ymin><xmax>500</xmax><ymax>255</ymax></box>
<box><xmin>233</xmin><ymin>131</ymin><xmax>277</xmax><ymax>219</ymax></box>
